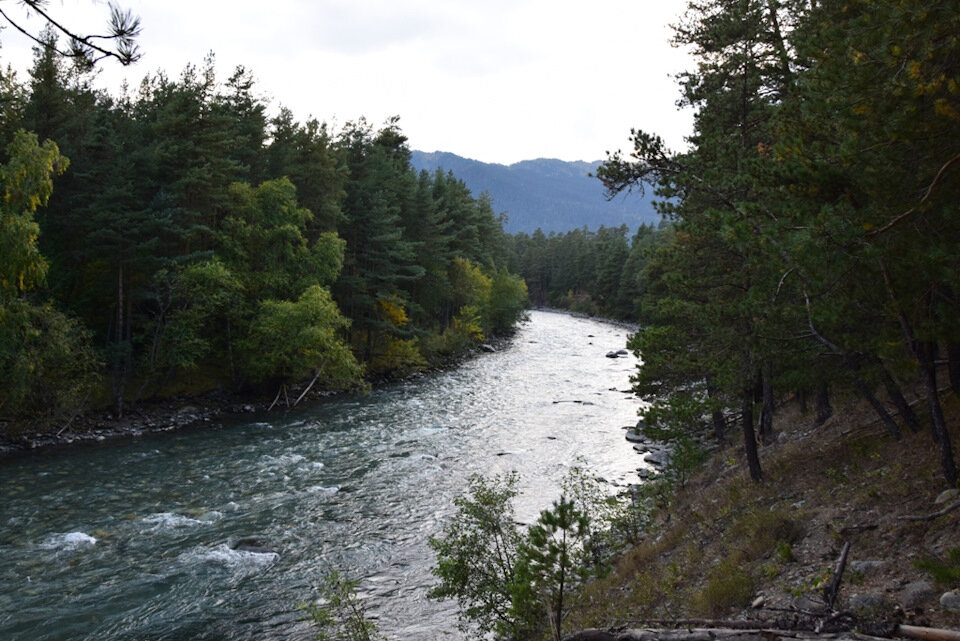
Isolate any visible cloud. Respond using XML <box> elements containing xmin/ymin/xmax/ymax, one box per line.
<box><xmin>0</xmin><ymin>0</ymin><xmax>694</xmax><ymax>164</ymax></box>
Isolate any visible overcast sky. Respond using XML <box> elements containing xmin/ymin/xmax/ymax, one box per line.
<box><xmin>1</xmin><ymin>0</ymin><xmax>694</xmax><ymax>165</ymax></box>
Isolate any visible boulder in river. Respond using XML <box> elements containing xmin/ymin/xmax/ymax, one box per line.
<box><xmin>232</xmin><ymin>538</ymin><xmax>280</xmax><ymax>556</ymax></box>
<box><xmin>605</xmin><ymin>351</ymin><xmax>619</xmax><ymax>358</ymax></box>
<box><xmin>643</xmin><ymin>450</ymin><xmax>670</xmax><ymax>468</ymax></box>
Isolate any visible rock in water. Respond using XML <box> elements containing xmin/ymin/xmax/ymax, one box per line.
<box><xmin>232</xmin><ymin>538</ymin><xmax>280</xmax><ymax>556</ymax></box>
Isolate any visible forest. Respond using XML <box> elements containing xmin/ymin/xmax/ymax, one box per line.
<box><xmin>0</xmin><ymin>31</ymin><xmax>527</xmax><ymax>435</ymax></box>
<box><xmin>511</xmin><ymin>0</ymin><xmax>960</xmax><ymax>488</ymax></box>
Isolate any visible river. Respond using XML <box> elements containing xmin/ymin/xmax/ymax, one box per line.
<box><xmin>0</xmin><ymin>310</ymin><xmax>645</xmax><ymax>641</ymax></box>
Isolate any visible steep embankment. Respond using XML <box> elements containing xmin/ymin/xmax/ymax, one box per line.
<box><xmin>567</xmin><ymin>393</ymin><xmax>960</xmax><ymax>636</ymax></box>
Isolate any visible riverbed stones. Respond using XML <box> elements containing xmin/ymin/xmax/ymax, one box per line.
<box><xmin>643</xmin><ymin>450</ymin><xmax>670</xmax><ymax>467</ymax></box>
<box><xmin>941</xmin><ymin>590</ymin><xmax>960</xmax><ymax>612</ymax></box>
<box><xmin>849</xmin><ymin>593</ymin><xmax>888</xmax><ymax>614</ymax></box>
<box><xmin>900</xmin><ymin>580</ymin><xmax>936</xmax><ymax>609</ymax></box>
<box><xmin>849</xmin><ymin>560</ymin><xmax>887</xmax><ymax>575</ymax></box>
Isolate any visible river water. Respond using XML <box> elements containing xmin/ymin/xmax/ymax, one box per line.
<box><xmin>0</xmin><ymin>310</ymin><xmax>645</xmax><ymax>641</ymax></box>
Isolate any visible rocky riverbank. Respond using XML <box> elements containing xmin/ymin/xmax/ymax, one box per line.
<box><xmin>0</xmin><ymin>393</ymin><xmax>251</xmax><ymax>458</ymax></box>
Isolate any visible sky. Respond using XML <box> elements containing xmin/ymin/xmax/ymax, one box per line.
<box><xmin>0</xmin><ymin>0</ymin><xmax>694</xmax><ymax>165</ymax></box>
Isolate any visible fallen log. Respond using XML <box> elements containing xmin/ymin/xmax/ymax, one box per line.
<box><xmin>898</xmin><ymin>501</ymin><xmax>960</xmax><ymax>522</ymax></box>
<box><xmin>897</xmin><ymin>626</ymin><xmax>960</xmax><ymax>641</ymax></box>
<box><xmin>823</xmin><ymin>540</ymin><xmax>852</xmax><ymax>609</ymax></box>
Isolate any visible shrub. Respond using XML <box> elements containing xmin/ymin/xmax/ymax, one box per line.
<box><xmin>303</xmin><ymin>570</ymin><xmax>384</xmax><ymax>641</ymax></box>
<box><xmin>693</xmin><ymin>558</ymin><xmax>756</xmax><ymax>616</ymax></box>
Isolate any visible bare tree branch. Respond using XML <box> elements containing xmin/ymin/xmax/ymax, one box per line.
<box><xmin>867</xmin><ymin>152</ymin><xmax>960</xmax><ymax>238</ymax></box>
<box><xmin>0</xmin><ymin>1</ymin><xmax>141</xmax><ymax>67</ymax></box>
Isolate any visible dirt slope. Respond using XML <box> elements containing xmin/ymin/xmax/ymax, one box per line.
<box><xmin>565</xmin><ymin>392</ymin><xmax>960</xmax><ymax>636</ymax></box>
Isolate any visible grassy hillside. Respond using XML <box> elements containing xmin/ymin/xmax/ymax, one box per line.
<box><xmin>565</xmin><ymin>393</ymin><xmax>960</xmax><ymax>637</ymax></box>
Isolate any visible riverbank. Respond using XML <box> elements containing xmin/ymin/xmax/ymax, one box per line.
<box><xmin>562</xmin><ymin>391</ymin><xmax>960</xmax><ymax>638</ymax></box>
<box><xmin>0</xmin><ymin>331</ymin><xmax>521</xmax><ymax>459</ymax></box>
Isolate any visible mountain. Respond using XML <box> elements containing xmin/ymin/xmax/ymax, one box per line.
<box><xmin>409</xmin><ymin>151</ymin><xmax>660</xmax><ymax>235</ymax></box>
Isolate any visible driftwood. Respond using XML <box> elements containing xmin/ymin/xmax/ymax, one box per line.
<box><xmin>897</xmin><ymin>626</ymin><xmax>960</xmax><ymax>641</ymax></box>
<box><xmin>267</xmin><ymin>385</ymin><xmax>284</xmax><ymax>412</ymax></box>
<box><xmin>838</xmin><ymin>524</ymin><xmax>878</xmax><ymax>537</ymax></box>
<box><xmin>823</xmin><ymin>541</ymin><xmax>852</xmax><ymax>609</ymax></box>
<box><xmin>293</xmin><ymin>359</ymin><xmax>327</xmax><ymax>408</ymax></box>
<box><xmin>294</xmin><ymin>370</ymin><xmax>321</xmax><ymax>408</ymax></box>
<box><xmin>637</xmin><ymin>620</ymin><xmax>768</xmax><ymax>630</ymax></box>
<box><xmin>898</xmin><ymin>500</ymin><xmax>960</xmax><ymax>522</ymax></box>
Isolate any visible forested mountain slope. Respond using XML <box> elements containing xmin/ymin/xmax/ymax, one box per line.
<box><xmin>410</xmin><ymin>150</ymin><xmax>659</xmax><ymax>233</ymax></box>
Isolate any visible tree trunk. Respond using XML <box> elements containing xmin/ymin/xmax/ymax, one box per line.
<box><xmin>880</xmin><ymin>263</ymin><xmax>958</xmax><ymax>485</ymax></box>
<box><xmin>706</xmin><ymin>375</ymin><xmax>725</xmax><ymax>444</ymax></box>
<box><xmin>759</xmin><ymin>363</ymin><xmax>774</xmax><ymax>444</ymax></box>
<box><xmin>916</xmin><ymin>345</ymin><xmax>958</xmax><ymax>486</ymax></box>
<box><xmin>851</xmin><ymin>377</ymin><xmax>901</xmax><ymax>439</ymax></box>
<box><xmin>113</xmin><ymin>262</ymin><xmax>125</xmax><ymax>418</ymax></box>
<box><xmin>742</xmin><ymin>390</ymin><xmax>762</xmax><ymax>482</ymax></box>
<box><xmin>874</xmin><ymin>359</ymin><xmax>921</xmax><ymax>432</ymax></box>
<box><xmin>798</xmin><ymin>388</ymin><xmax>808</xmax><ymax>414</ymax></box>
<box><xmin>815</xmin><ymin>382</ymin><xmax>832</xmax><ymax>426</ymax></box>
<box><xmin>948</xmin><ymin>342</ymin><xmax>960</xmax><ymax>394</ymax></box>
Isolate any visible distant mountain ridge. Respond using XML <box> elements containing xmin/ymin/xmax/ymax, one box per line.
<box><xmin>409</xmin><ymin>151</ymin><xmax>660</xmax><ymax>234</ymax></box>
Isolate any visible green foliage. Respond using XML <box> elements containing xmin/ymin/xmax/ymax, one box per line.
<box><xmin>508</xmin><ymin>224</ymin><xmax>657</xmax><ymax>319</ymax></box>
<box><xmin>240</xmin><ymin>285</ymin><xmax>361</xmax><ymax>389</ymax></box>
<box><xmin>1</xmin><ymin>48</ymin><xmax>527</xmax><ymax>423</ymax></box>
<box><xmin>515</xmin><ymin>496</ymin><xmax>592</xmax><ymax>641</ymax></box>
<box><xmin>0</xmin><ymin>129</ymin><xmax>99</xmax><ymax>433</ymax></box>
<box><xmin>430</xmin><ymin>469</ymin><xmax>647</xmax><ymax>640</ymax></box>
<box><xmin>428</xmin><ymin>473</ymin><xmax>528</xmax><ymax>640</ymax></box>
<box><xmin>915</xmin><ymin>547</ymin><xmax>960</xmax><ymax>588</ymax></box>
<box><xmin>143</xmin><ymin>259</ymin><xmax>243</xmax><ymax>377</ymax></box>
<box><xmin>0</xmin><ymin>130</ymin><xmax>67</xmax><ymax>298</ymax></box>
<box><xmin>663</xmin><ymin>435</ymin><xmax>708</xmax><ymax>490</ymax></box>
<box><xmin>303</xmin><ymin>570</ymin><xmax>384</xmax><ymax>641</ymax></box>
<box><xmin>485</xmin><ymin>269</ymin><xmax>528</xmax><ymax>336</ymax></box>
<box><xmin>0</xmin><ymin>298</ymin><xmax>100</xmax><ymax>431</ymax></box>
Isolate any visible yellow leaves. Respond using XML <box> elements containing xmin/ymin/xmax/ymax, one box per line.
<box><xmin>934</xmin><ymin>98</ymin><xmax>960</xmax><ymax>120</ymax></box>
<box><xmin>378</xmin><ymin>295</ymin><xmax>410</xmax><ymax>328</ymax></box>
<box><xmin>852</xmin><ymin>103</ymin><xmax>872</xmax><ymax>116</ymax></box>
<box><xmin>861</xmin><ymin>222</ymin><xmax>874</xmax><ymax>232</ymax></box>
<box><xmin>908</xmin><ymin>61</ymin><xmax>923</xmax><ymax>79</ymax></box>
